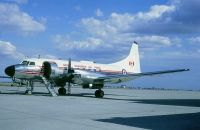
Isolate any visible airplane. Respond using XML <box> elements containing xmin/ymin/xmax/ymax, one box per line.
<box><xmin>3</xmin><ymin>42</ymin><xmax>189</xmax><ymax>97</ymax></box>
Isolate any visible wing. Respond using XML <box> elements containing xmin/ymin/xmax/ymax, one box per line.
<box><xmin>0</xmin><ymin>76</ymin><xmax>11</xmax><ymax>79</ymax></box>
<box><xmin>95</xmin><ymin>69</ymin><xmax>190</xmax><ymax>84</ymax></box>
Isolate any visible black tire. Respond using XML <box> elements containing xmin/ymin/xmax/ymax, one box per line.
<box><xmin>25</xmin><ymin>90</ymin><xmax>32</xmax><ymax>95</ymax></box>
<box><xmin>95</xmin><ymin>90</ymin><xmax>104</xmax><ymax>98</ymax></box>
<box><xmin>95</xmin><ymin>90</ymin><xmax>99</xmax><ymax>97</ymax></box>
<box><xmin>58</xmin><ymin>87</ymin><xmax>66</xmax><ymax>95</ymax></box>
<box><xmin>100</xmin><ymin>90</ymin><xmax>104</xmax><ymax>98</ymax></box>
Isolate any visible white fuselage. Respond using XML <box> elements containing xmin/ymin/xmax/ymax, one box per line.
<box><xmin>23</xmin><ymin>58</ymin><xmax>127</xmax><ymax>75</ymax></box>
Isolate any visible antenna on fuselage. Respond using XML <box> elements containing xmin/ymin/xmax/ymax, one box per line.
<box><xmin>134</xmin><ymin>41</ymin><xmax>139</xmax><ymax>45</ymax></box>
<box><xmin>38</xmin><ymin>54</ymin><xmax>40</xmax><ymax>59</ymax></box>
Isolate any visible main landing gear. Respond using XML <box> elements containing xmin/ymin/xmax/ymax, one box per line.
<box><xmin>58</xmin><ymin>85</ymin><xmax>71</xmax><ymax>95</ymax></box>
<box><xmin>95</xmin><ymin>89</ymin><xmax>104</xmax><ymax>98</ymax></box>
<box><xmin>58</xmin><ymin>87</ymin><xmax>67</xmax><ymax>95</ymax></box>
<box><xmin>58</xmin><ymin>88</ymin><xmax>104</xmax><ymax>98</ymax></box>
<box><xmin>58</xmin><ymin>82</ymin><xmax>72</xmax><ymax>95</ymax></box>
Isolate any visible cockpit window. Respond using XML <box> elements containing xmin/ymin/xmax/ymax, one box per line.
<box><xmin>21</xmin><ymin>61</ymin><xmax>29</xmax><ymax>65</ymax></box>
<box><xmin>21</xmin><ymin>61</ymin><xmax>35</xmax><ymax>66</ymax></box>
<box><xmin>29</xmin><ymin>62</ymin><xmax>35</xmax><ymax>65</ymax></box>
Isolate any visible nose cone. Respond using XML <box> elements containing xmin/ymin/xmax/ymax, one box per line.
<box><xmin>5</xmin><ymin>65</ymin><xmax>15</xmax><ymax>77</ymax></box>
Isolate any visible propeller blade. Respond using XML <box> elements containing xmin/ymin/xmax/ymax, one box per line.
<box><xmin>67</xmin><ymin>58</ymin><xmax>74</xmax><ymax>74</ymax></box>
<box><xmin>68</xmin><ymin>58</ymin><xmax>71</xmax><ymax>73</ymax></box>
<box><xmin>66</xmin><ymin>58</ymin><xmax>74</xmax><ymax>88</ymax></box>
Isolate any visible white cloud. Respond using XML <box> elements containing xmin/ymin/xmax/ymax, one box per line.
<box><xmin>5</xmin><ymin>0</ymin><xmax>28</xmax><ymax>4</ymax></box>
<box><xmin>32</xmin><ymin>54</ymin><xmax>58</xmax><ymax>59</ymax></box>
<box><xmin>0</xmin><ymin>40</ymin><xmax>25</xmax><ymax>59</ymax></box>
<box><xmin>141</xmin><ymin>49</ymin><xmax>200</xmax><ymax>60</ymax></box>
<box><xmin>54</xmin><ymin>4</ymin><xmax>182</xmax><ymax>61</ymax></box>
<box><xmin>134</xmin><ymin>35</ymin><xmax>171</xmax><ymax>46</ymax></box>
<box><xmin>81</xmin><ymin>5</ymin><xmax>175</xmax><ymax>38</ymax></box>
<box><xmin>52</xmin><ymin>34</ymin><xmax>103</xmax><ymax>50</ymax></box>
<box><xmin>134</xmin><ymin>0</ymin><xmax>200</xmax><ymax>34</ymax></box>
<box><xmin>95</xmin><ymin>8</ymin><xmax>103</xmax><ymax>17</ymax></box>
<box><xmin>81</xmin><ymin>17</ymin><xmax>117</xmax><ymax>38</ymax></box>
<box><xmin>162</xmin><ymin>50</ymin><xmax>200</xmax><ymax>59</ymax></box>
<box><xmin>0</xmin><ymin>3</ymin><xmax>45</xmax><ymax>34</ymax></box>
<box><xmin>53</xmin><ymin>4</ymin><xmax>176</xmax><ymax>58</ymax></box>
<box><xmin>136</xmin><ymin>5</ymin><xmax>175</xmax><ymax>21</ymax></box>
<box><xmin>39</xmin><ymin>17</ymin><xmax>47</xmax><ymax>25</ymax></box>
<box><xmin>189</xmin><ymin>36</ymin><xmax>200</xmax><ymax>44</ymax></box>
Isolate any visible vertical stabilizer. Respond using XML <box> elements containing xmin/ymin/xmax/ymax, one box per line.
<box><xmin>109</xmin><ymin>43</ymin><xmax>141</xmax><ymax>73</ymax></box>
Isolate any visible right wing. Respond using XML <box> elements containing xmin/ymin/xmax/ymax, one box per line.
<box><xmin>95</xmin><ymin>69</ymin><xmax>190</xmax><ymax>84</ymax></box>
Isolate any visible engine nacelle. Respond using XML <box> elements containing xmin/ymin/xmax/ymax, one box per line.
<box><xmin>82</xmin><ymin>84</ymin><xmax>103</xmax><ymax>89</ymax></box>
<box><xmin>42</xmin><ymin>61</ymin><xmax>63</xmax><ymax>79</ymax></box>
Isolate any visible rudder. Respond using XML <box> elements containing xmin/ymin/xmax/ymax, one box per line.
<box><xmin>109</xmin><ymin>42</ymin><xmax>141</xmax><ymax>73</ymax></box>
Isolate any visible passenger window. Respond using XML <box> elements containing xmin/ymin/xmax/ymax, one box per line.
<box><xmin>29</xmin><ymin>62</ymin><xmax>35</xmax><ymax>65</ymax></box>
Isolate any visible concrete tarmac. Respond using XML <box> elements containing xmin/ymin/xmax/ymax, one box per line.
<box><xmin>0</xmin><ymin>86</ymin><xmax>200</xmax><ymax>130</ymax></box>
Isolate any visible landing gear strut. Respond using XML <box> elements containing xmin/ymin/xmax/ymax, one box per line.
<box><xmin>58</xmin><ymin>83</ymin><xmax>71</xmax><ymax>95</ymax></box>
<box><xmin>25</xmin><ymin>80</ymin><xmax>33</xmax><ymax>95</ymax></box>
<box><xmin>95</xmin><ymin>89</ymin><xmax>104</xmax><ymax>98</ymax></box>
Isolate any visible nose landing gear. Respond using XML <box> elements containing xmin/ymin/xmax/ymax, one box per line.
<box><xmin>25</xmin><ymin>80</ymin><xmax>33</xmax><ymax>95</ymax></box>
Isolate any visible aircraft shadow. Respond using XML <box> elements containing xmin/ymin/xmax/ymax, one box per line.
<box><xmin>95</xmin><ymin>112</ymin><xmax>200</xmax><ymax>130</ymax></box>
<box><xmin>0</xmin><ymin>90</ymin><xmax>95</xmax><ymax>97</ymax></box>
<box><xmin>60</xmin><ymin>93</ymin><xmax>95</xmax><ymax>97</ymax></box>
<box><xmin>0</xmin><ymin>91</ymin><xmax>50</xmax><ymax>96</ymax></box>
<box><xmin>132</xmin><ymin>99</ymin><xmax>200</xmax><ymax>107</ymax></box>
<box><xmin>1</xmin><ymin>90</ymin><xmax>200</xmax><ymax>108</ymax></box>
<box><xmin>68</xmin><ymin>93</ymin><xmax>200</xmax><ymax>107</ymax></box>
<box><xmin>102</xmin><ymin>97</ymin><xmax>200</xmax><ymax>107</ymax></box>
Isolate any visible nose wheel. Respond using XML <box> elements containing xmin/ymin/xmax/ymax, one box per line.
<box><xmin>95</xmin><ymin>89</ymin><xmax>104</xmax><ymax>98</ymax></box>
<box><xmin>25</xmin><ymin>80</ymin><xmax>33</xmax><ymax>95</ymax></box>
<box><xmin>25</xmin><ymin>90</ymin><xmax>32</xmax><ymax>95</ymax></box>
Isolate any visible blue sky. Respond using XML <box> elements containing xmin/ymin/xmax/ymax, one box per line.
<box><xmin>0</xmin><ymin>0</ymin><xmax>199</xmax><ymax>90</ymax></box>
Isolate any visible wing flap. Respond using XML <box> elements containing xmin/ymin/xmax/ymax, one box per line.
<box><xmin>133</xmin><ymin>69</ymin><xmax>190</xmax><ymax>76</ymax></box>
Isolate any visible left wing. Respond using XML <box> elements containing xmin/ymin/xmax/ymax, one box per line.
<box><xmin>95</xmin><ymin>69</ymin><xmax>190</xmax><ymax>84</ymax></box>
<box><xmin>0</xmin><ymin>76</ymin><xmax>10</xmax><ymax>79</ymax></box>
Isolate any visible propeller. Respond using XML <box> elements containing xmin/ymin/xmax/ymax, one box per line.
<box><xmin>67</xmin><ymin>58</ymin><xmax>74</xmax><ymax>94</ymax></box>
<box><xmin>68</xmin><ymin>58</ymin><xmax>72</xmax><ymax>73</ymax></box>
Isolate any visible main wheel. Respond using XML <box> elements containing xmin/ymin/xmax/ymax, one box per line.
<box><xmin>58</xmin><ymin>87</ymin><xmax>66</xmax><ymax>95</ymax></box>
<box><xmin>95</xmin><ymin>89</ymin><xmax>104</xmax><ymax>98</ymax></box>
